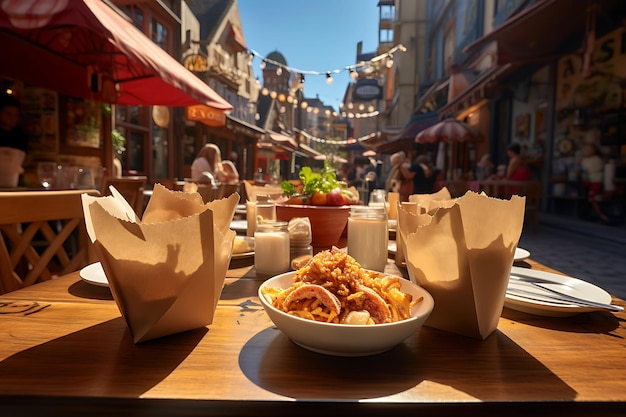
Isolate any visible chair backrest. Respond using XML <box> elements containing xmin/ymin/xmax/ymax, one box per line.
<box><xmin>216</xmin><ymin>183</ymin><xmax>240</xmax><ymax>200</ymax></box>
<box><xmin>0</xmin><ymin>189</ymin><xmax>99</xmax><ymax>294</ymax></box>
<box><xmin>101</xmin><ymin>176</ymin><xmax>147</xmax><ymax>216</ymax></box>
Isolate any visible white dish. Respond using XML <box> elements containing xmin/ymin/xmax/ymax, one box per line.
<box><xmin>514</xmin><ymin>247</ymin><xmax>530</xmax><ymax>262</ymax></box>
<box><xmin>79</xmin><ymin>262</ymin><xmax>109</xmax><ymax>287</ymax></box>
<box><xmin>232</xmin><ymin>236</ymin><xmax>254</xmax><ymax>259</ymax></box>
<box><xmin>258</xmin><ymin>271</ymin><xmax>434</xmax><ymax>356</ymax></box>
<box><xmin>230</xmin><ymin>219</ymin><xmax>248</xmax><ymax>233</ymax></box>
<box><xmin>504</xmin><ymin>266</ymin><xmax>613</xmax><ymax>317</ymax></box>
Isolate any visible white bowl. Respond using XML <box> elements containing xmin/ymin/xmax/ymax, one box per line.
<box><xmin>258</xmin><ymin>271</ymin><xmax>434</xmax><ymax>356</ymax></box>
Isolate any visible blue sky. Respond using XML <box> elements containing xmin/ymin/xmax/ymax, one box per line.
<box><xmin>238</xmin><ymin>0</ymin><xmax>381</xmax><ymax>111</ymax></box>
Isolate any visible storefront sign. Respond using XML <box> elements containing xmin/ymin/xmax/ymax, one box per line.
<box><xmin>557</xmin><ymin>28</ymin><xmax>626</xmax><ymax>112</ymax></box>
<box><xmin>186</xmin><ymin>105</ymin><xmax>226</xmax><ymax>127</ymax></box>
<box><xmin>352</xmin><ymin>79</ymin><xmax>382</xmax><ymax>101</ymax></box>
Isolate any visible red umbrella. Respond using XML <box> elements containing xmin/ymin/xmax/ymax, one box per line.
<box><xmin>0</xmin><ymin>0</ymin><xmax>232</xmax><ymax>110</ymax></box>
<box><xmin>415</xmin><ymin>118</ymin><xmax>483</xmax><ymax>144</ymax></box>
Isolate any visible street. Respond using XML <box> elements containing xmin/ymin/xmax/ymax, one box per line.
<box><xmin>518</xmin><ymin>217</ymin><xmax>626</xmax><ymax>300</ymax></box>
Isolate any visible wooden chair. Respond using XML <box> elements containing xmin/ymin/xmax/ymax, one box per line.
<box><xmin>480</xmin><ymin>180</ymin><xmax>542</xmax><ymax>231</ymax></box>
<box><xmin>101</xmin><ymin>176</ymin><xmax>147</xmax><ymax>216</ymax></box>
<box><xmin>216</xmin><ymin>183</ymin><xmax>240</xmax><ymax>200</ymax></box>
<box><xmin>0</xmin><ymin>189</ymin><xmax>99</xmax><ymax>294</ymax></box>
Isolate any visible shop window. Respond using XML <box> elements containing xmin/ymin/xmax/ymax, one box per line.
<box><xmin>116</xmin><ymin>105</ymin><xmax>149</xmax><ymax>175</ymax></box>
<box><xmin>128</xmin><ymin>131</ymin><xmax>145</xmax><ymax>173</ymax></box>
<box><xmin>151</xmin><ymin>19</ymin><xmax>168</xmax><ymax>50</ymax></box>
<box><xmin>380</xmin><ymin>29</ymin><xmax>394</xmax><ymax>43</ymax></box>
<box><xmin>119</xmin><ymin>5</ymin><xmax>144</xmax><ymax>31</ymax></box>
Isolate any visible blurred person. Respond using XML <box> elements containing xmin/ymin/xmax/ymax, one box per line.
<box><xmin>580</xmin><ymin>143</ymin><xmax>610</xmax><ymax>223</ymax></box>
<box><xmin>385</xmin><ymin>151</ymin><xmax>412</xmax><ymax>201</ymax></box>
<box><xmin>0</xmin><ymin>94</ymin><xmax>27</xmax><ymax>153</ymax></box>
<box><xmin>0</xmin><ymin>94</ymin><xmax>27</xmax><ymax>187</ymax></box>
<box><xmin>476</xmin><ymin>153</ymin><xmax>495</xmax><ymax>180</ymax></box>
<box><xmin>505</xmin><ymin>143</ymin><xmax>531</xmax><ymax>181</ymax></box>
<box><xmin>191</xmin><ymin>143</ymin><xmax>237</xmax><ymax>185</ymax></box>
<box><xmin>221</xmin><ymin>159</ymin><xmax>240</xmax><ymax>184</ymax></box>
<box><xmin>402</xmin><ymin>154</ymin><xmax>434</xmax><ymax>195</ymax></box>
<box><xmin>339</xmin><ymin>162</ymin><xmax>356</xmax><ymax>184</ymax></box>
<box><xmin>487</xmin><ymin>164</ymin><xmax>507</xmax><ymax>180</ymax></box>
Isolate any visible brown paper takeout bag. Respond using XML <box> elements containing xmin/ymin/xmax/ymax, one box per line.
<box><xmin>81</xmin><ymin>183</ymin><xmax>238</xmax><ymax>343</ymax></box>
<box><xmin>395</xmin><ymin>188</ymin><xmax>453</xmax><ymax>267</ymax></box>
<box><xmin>398</xmin><ymin>190</ymin><xmax>525</xmax><ymax>340</ymax></box>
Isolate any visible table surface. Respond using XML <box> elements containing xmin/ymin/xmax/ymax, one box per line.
<box><xmin>1</xmin><ymin>257</ymin><xmax>625</xmax><ymax>417</ymax></box>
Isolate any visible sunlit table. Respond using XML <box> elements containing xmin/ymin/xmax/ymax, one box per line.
<box><xmin>1</xmin><ymin>258</ymin><xmax>625</xmax><ymax>417</ymax></box>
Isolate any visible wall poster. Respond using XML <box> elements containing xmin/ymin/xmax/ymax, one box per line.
<box><xmin>65</xmin><ymin>97</ymin><xmax>101</xmax><ymax>148</ymax></box>
<box><xmin>22</xmin><ymin>86</ymin><xmax>58</xmax><ymax>153</ymax></box>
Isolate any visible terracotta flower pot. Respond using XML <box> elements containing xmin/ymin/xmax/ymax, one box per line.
<box><xmin>276</xmin><ymin>204</ymin><xmax>351</xmax><ymax>249</ymax></box>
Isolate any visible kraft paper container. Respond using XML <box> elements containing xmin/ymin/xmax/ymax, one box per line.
<box><xmin>395</xmin><ymin>187</ymin><xmax>453</xmax><ymax>267</ymax></box>
<box><xmin>242</xmin><ymin>180</ymin><xmax>284</xmax><ymax>202</ymax></box>
<box><xmin>398</xmin><ymin>190</ymin><xmax>525</xmax><ymax>340</ymax></box>
<box><xmin>81</xmin><ymin>183</ymin><xmax>238</xmax><ymax>343</ymax></box>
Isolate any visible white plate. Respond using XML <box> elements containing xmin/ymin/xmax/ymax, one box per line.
<box><xmin>79</xmin><ymin>262</ymin><xmax>109</xmax><ymax>287</ymax></box>
<box><xmin>514</xmin><ymin>247</ymin><xmax>530</xmax><ymax>261</ymax></box>
<box><xmin>504</xmin><ymin>266</ymin><xmax>613</xmax><ymax>317</ymax></box>
<box><xmin>230</xmin><ymin>219</ymin><xmax>248</xmax><ymax>233</ymax></box>
<box><xmin>232</xmin><ymin>236</ymin><xmax>254</xmax><ymax>259</ymax></box>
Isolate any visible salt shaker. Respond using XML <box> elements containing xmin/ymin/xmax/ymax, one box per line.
<box><xmin>254</xmin><ymin>221</ymin><xmax>290</xmax><ymax>276</ymax></box>
<box><xmin>347</xmin><ymin>206</ymin><xmax>388</xmax><ymax>272</ymax></box>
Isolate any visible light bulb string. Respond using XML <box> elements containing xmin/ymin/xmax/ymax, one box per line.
<box><xmin>248</xmin><ymin>44</ymin><xmax>406</xmax><ymax>77</ymax></box>
<box><xmin>299</xmin><ymin>131</ymin><xmax>378</xmax><ymax>145</ymax></box>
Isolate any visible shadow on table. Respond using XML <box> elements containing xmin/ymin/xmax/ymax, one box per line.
<box><xmin>501</xmin><ymin>307</ymin><xmax>621</xmax><ymax>333</ymax></box>
<box><xmin>68</xmin><ymin>279</ymin><xmax>113</xmax><ymax>300</ymax></box>
<box><xmin>239</xmin><ymin>326</ymin><xmax>576</xmax><ymax>401</ymax></box>
<box><xmin>0</xmin><ymin>318</ymin><xmax>206</xmax><ymax>397</ymax></box>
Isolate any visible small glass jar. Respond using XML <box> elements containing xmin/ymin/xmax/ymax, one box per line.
<box><xmin>255</xmin><ymin>221</ymin><xmax>290</xmax><ymax>276</ymax></box>
<box><xmin>287</xmin><ymin>217</ymin><xmax>313</xmax><ymax>269</ymax></box>
<box><xmin>347</xmin><ymin>206</ymin><xmax>388</xmax><ymax>272</ymax></box>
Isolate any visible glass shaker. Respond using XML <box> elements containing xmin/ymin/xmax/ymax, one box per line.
<box><xmin>288</xmin><ymin>217</ymin><xmax>313</xmax><ymax>270</ymax></box>
<box><xmin>347</xmin><ymin>206</ymin><xmax>388</xmax><ymax>272</ymax></box>
<box><xmin>254</xmin><ymin>220</ymin><xmax>290</xmax><ymax>276</ymax></box>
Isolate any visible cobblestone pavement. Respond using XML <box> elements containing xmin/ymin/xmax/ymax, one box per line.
<box><xmin>517</xmin><ymin>216</ymin><xmax>626</xmax><ymax>300</ymax></box>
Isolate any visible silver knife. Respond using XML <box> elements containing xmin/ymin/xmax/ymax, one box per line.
<box><xmin>507</xmin><ymin>286</ymin><xmax>623</xmax><ymax>312</ymax></box>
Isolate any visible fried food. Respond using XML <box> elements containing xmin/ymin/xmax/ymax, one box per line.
<box><xmin>261</xmin><ymin>248</ymin><xmax>422</xmax><ymax>324</ymax></box>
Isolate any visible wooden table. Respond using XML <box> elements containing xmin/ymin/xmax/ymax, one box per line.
<box><xmin>1</xmin><ymin>257</ymin><xmax>625</xmax><ymax>417</ymax></box>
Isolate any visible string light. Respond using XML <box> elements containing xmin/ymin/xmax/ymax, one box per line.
<box><xmin>340</xmin><ymin>110</ymin><xmax>380</xmax><ymax>119</ymax></box>
<box><xmin>300</xmin><ymin>131</ymin><xmax>379</xmax><ymax>145</ymax></box>
<box><xmin>247</xmin><ymin>44</ymin><xmax>406</xmax><ymax>81</ymax></box>
<box><xmin>325</xmin><ymin>72</ymin><xmax>333</xmax><ymax>85</ymax></box>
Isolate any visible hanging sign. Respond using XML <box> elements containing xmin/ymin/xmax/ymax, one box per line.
<box><xmin>352</xmin><ymin>78</ymin><xmax>383</xmax><ymax>101</ymax></box>
<box><xmin>186</xmin><ymin>105</ymin><xmax>226</xmax><ymax>127</ymax></box>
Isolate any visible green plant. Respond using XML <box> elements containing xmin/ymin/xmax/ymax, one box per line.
<box><xmin>112</xmin><ymin>129</ymin><xmax>126</xmax><ymax>155</ymax></box>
